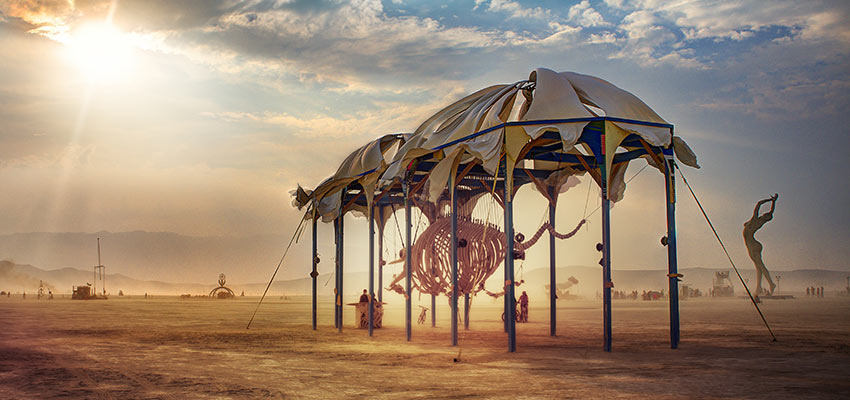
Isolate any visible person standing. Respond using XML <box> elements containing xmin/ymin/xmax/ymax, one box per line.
<box><xmin>518</xmin><ymin>291</ymin><xmax>529</xmax><ymax>323</ymax></box>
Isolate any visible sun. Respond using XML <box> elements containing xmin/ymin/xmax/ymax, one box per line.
<box><xmin>64</xmin><ymin>22</ymin><xmax>136</xmax><ymax>83</ymax></box>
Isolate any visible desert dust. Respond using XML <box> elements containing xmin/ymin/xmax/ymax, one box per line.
<box><xmin>1</xmin><ymin>295</ymin><xmax>849</xmax><ymax>399</ymax></box>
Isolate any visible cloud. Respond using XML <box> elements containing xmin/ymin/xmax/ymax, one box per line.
<box><xmin>86</xmin><ymin>0</ymin><xmax>541</xmax><ymax>95</ymax></box>
<box><xmin>594</xmin><ymin>0</ymin><xmax>850</xmax><ymax>68</ymax></box>
<box><xmin>199</xmin><ymin>84</ymin><xmax>468</xmax><ymax>140</ymax></box>
<box><xmin>696</xmin><ymin>60</ymin><xmax>850</xmax><ymax>120</ymax></box>
<box><xmin>568</xmin><ymin>0</ymin><xmax>609</xmax><ymax>27</ymax></box>
<box><xmin>611</xmin><ymin>0</ymin><xmax>849</xmax><ymax>44</ymax></box>
<box><xmin>5</xmin><ymin>0</ymin><xmax>848</xmax><ymax>78</ymax></box>
<box><xmin>484</xmin><ymin>0</ymin><xmax>549</xmax><ymax>20</ymax></box>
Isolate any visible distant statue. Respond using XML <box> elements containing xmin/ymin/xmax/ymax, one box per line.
<box><xmin>743</xmin><ymin>194</ymin><xmax>778</xmax><ymax>296</ymax></box>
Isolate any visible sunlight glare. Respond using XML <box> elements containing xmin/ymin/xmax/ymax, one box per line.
<box><xmin>64</xmin><ymin>23</ymin><xmax>135</xmax><ymax>83</ymax></box>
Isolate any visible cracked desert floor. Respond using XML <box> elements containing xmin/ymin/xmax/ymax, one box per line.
<box><xmin>2</xmin><ymin>295</ymin><xmax>849</xmax><ymax>399</ymax></box>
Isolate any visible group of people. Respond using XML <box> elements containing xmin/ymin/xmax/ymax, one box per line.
<box><xmin>613</xmin><ymin>290</ymin><xmax>640</xmax><ymax>300</ymax></box>
<box><xmin>357</xmin><ymin>289</ymin><xmax>383</xmax><ymax>328</ymax></box>
<box><xmin>806</xmin><ymin>286</ymin><xmax>825</xmax><ymax>297</ymax></box>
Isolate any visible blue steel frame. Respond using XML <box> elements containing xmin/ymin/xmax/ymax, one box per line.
<box><xmin>311</xmin><ymin>216</ymin><xmax>317</xmax><ymax>331</ymax></box>
<box><xmin>548</xmin><ymin>186</ymin><xmax>557</xmax><ymax>337</ymax></box>
<box><xmin>404</xmin><ymin>181</ymin><xmax>413</xmax><ymax>342</ymax></box>
<box><xmin>368</xmin><ymin>204</ymin><xmax>375</xmax><ymax>336</ymax></box>
<box><xmin>378</xmin><ymin>207</ymin><xmax>384</xmax><ymax>304</ymax></box>
<box><xmin>333</xmin><ymin>218</ymin><xmax>339</xmax><ymax>330</ymax></box>
<box><xmin>338</xmin><ymin>213</ymin><xmax>344</xmax><ymax>333</ymax></box>
<box><xmin>450</xmin><ymin>172</ymin><xmax>459</xmax><ymax>346</ymax></box>
<box><xmin>316</xmin><ymin>116</ymin><xmax>680</xmax><ymax>352</ymax></box>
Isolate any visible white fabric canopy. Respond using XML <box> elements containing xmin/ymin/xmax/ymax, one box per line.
<box><xmin>294</xmin><ymin>68</ymin><xmax>698</xmax><ymax>220</ymax></box>
<box><xmin>292</xmin><ymin>133</ymin><xmax>408</xmax><ymax>222</ymax></box>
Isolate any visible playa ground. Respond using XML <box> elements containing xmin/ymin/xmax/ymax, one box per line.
<box><xmin>1</xmin><ymin>294</ymin><xmax>849</xmax><ymax>399</ymax></box>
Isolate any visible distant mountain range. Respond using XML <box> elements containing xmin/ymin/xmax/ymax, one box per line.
<box><xmin>0</xmin><ymin>231</ymin><xmax>315</xmax><ymax>285</ymax></box>
<box><xmin>0</xmin><ymin>259</ymin><xmax>321</xmax><ymax>296</ymax></box>
<box><xmin>3</xmin><ymin>259</ymin><xmax>848</xmax><ymax>298</ymax></box>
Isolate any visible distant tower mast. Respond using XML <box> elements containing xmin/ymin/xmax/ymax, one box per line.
<box><xmin>94</xmin><ymin>237</ymin><xmax>106</xmax><ymax>296</ymax></box>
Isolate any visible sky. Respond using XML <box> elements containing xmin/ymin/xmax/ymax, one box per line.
<box><xmin>1</xmin><ymin>0</ymin><xmax>848</xmax><ymax>283</ymax></box>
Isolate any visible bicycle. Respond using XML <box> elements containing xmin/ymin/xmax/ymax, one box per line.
<box><xmin>501</xmin><ymin>302</ymin><xmax>528</xmax><ymax>323</ymax></box>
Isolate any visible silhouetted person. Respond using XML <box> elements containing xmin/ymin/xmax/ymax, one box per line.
<box><xmin>359</xmin><ymin>289</ymin><xmax>369</xmax><ymax>303</ymax></box>
<box><xmin>806</xmin><ymin>287</ymin><xmax>810</xmax><ymax>296</ymax></box>
<box><xmin>519</xmin><ymin>291</ymin><xmax>529</xmax><ymax>323</ymax></box>
<box><xmin>744</xmin><ymin>194</ymin><xmax>778</xmax><ymax>296</ymax></box>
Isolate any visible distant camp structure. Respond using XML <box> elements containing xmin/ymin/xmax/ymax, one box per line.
<box><xmin>545</xmin><ymin>276</ymin><xmax>580</xmax><ymax>300</ymax></box>
<box><xmin>72</xmin><ymin>238</ymin><xmax>108</xmax><ymax>300</ymax></box>
<box><xmin>72</xmin><ymin>284</ymin><xmax>106</xmax><ymax>300</ymax></box>
<box><xmin>680</xmin><ymin>284</ymin><xmax>702</xmax><ymax>299</ymax></box>
<box><xmin>712</xmin><ymin>271</ymin><xmax>735</xmax><ymax>297</ymax></box>
<box><xmin>210</xmin><ymin>273</ymin><xmax>235</xmax><ymax>299</ymax></box>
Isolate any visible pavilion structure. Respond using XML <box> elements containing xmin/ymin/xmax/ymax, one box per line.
<box><xmin>292</xmin><ymin>68</ymin><xmax>699</xmax><ymax>352</ymax></box>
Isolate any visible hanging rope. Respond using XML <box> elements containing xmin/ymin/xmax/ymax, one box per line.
<box><xmin>584</xmin><ymin>162</ymin><xmax>651</xmax><ymax>220</ymax></box>
<box><xmin>675</xmin><ymin>163</ymin><xmax>777</xmax><ymax>342</ymax></box>
<box><xmin>391</xmin><ymin>203</ymin><xmax>404</xmax><ymax>248</ymax></box>
<box><xmin>246</xmin><ymin>213</ymin><xmax>308</xmax><ymax>329</ymax></box>
<box><xmin>323</xmin><ymin>268</ymin><xmax>333</xmax><ymax>287</ymax></box>
<box><xmin>583</xmin><ymin>174</ymin><xmax>593</xmax><ymax>218</ymax></box>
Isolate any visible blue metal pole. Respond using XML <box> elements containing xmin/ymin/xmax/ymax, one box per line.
<box><xmin>600</xmin><ymin>126</ymin><xmax>613</xmax><ymax>352</ymax></box>
<box><xmin>451</xmin><ymin>172</ymin><xmax>459</xmax><ymax>346</ymax></box>
<box><xmin>338</xmin><ymin>213</ymin><xmax>345</xmax><ymax>333</ymax></box>
<box><xmin>504</xmin><ymin>243</ymin><xmax>509</xmax><ymax>333</ymax></box>
<box><xmin>464</xmin><ymin>293</ymin><xmax>470</xmax><ymax>330</ymax></box>
<box><xmin>664</xmin><ymin>147</ymin><xmax>680</xmax><ymax>349</ymax></box>
<box><xmin>333</xmin><ymin>218</ymin><xmax>339</xmax><ymax>329</ymax></box>
<box><xmin>504</xmin><ymin>187</ymin><xmax>517</xmax><ymax>352</ymax></box>
<box><xmin>369</xmin><ymin>204</ymin><xmax>375</xmax><ymax>337</ymax></box>
<box><xmin>548</xmin><ymin>186</ymin><xmax>557</xmax><ymax>337</ymax></box>
<box><xmin>601</xmin><ymin>193</ymin><xmax>612</xmax><ymax>352</ymax></box>
<box><xmin>404</xmin><ymin>181</ymin><xmax>412</xmax><ymax>341</ymax></box>
<box><xmin>431</xmin><ymin>293</ymin><xmax>436</xmax><ymax>327</ymax></box>
<box><xmin>502</xmin><ymin>162</ymin><xmax>509</xmax><ymax>334</ymax></box>
<box><xmin>311</xmin><ymin>215</ymin><xmax>317</xmax><ymax>331</ymax></box>
<box><xmin>378</xmin><ymin>207</ymin><xmax>384</xmax><ymax>304</ymax></box>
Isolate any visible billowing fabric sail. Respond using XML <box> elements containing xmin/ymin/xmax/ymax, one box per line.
<box><xmin>293</xmin><ymin>68</ymin><xmax>698</xmax><ymax>220</ymax></box>
<box><xmin>292</xmin><ymin>133</ymin><xmax>409</xmax><ymax>222</ymax></box>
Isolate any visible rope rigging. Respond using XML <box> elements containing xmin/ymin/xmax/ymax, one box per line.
<box><xmin>246</xmin><ymin>212</ymin><xmax>309</xmax><ymax>329</ymax></box>
<box><xmin>675</xmin><ymin>163</ymin><xmax>777</xmax><ymax>342</ymax></box>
